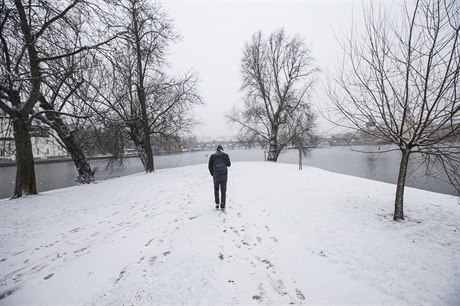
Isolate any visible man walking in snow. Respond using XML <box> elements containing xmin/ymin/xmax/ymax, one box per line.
<box><xmin>208</xmin><ymin>145</ymin><xmax>231</xmax><ymax>211</ymax></box>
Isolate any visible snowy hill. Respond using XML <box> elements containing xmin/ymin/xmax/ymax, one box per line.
<box><xmin>0</xmin><ymin>162</ymin><xmax>459</xmax><ymax>305</ymax></box>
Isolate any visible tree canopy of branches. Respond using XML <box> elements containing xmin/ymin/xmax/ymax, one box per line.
<box><xmin>34</xmin><ymin>51</ymin><xmax>101</xmax><ymax>184</ymax></box>
<box><xmin>87</xmin><ymin>0</ymin><xmax>202</xmax><ymax>172</ymax></box>
<box><xmin>326</xmin><ymin>0</ymin><xmax>460</xmax><ymax>220</ymax></box>
<box><xmin>0</xmin><ymin>0</ymin><xmax>116</xmax><ymax>198</ymax></box>
<box><xmin>228</xmin><ymin>29</ymin><xmax>318</xmax><ymax>162</ymax></box>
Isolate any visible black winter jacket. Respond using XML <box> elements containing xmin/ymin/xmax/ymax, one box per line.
<box><xmin>208</xmin><ymin>151</ymin><xmax>231</xmax><ymax>179</ymax></box>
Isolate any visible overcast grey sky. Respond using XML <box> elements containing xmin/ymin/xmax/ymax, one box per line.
<box><xmin>162</xmin><ymin>0</ymin><xmax>372</xmax><ymax>140</ymax></box>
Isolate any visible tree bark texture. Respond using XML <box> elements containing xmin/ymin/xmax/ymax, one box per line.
<box><xmin>38</xmin><ymin>99</ymin><xmax>95</xmax><ymax>184</ymax></box>
<box><xmin>267</xmin><ymin>126</ymin><xmax>280</xmax><ymax>162</ymax></box>
<box><xmin>394</xmin><ymin>149</ymin><xmax>411</xmax><ymax>221</ymax></box>
<box><xmin>48</xmin><ymin>122</ymin><xmax>95</xmax><ymax>184</ymax></box>
<box><xmin>139</xmin><ymin>97</ymin><xmax>155</xmax><ymax>172</ymax></box>
<box><xmin>132</xmin><ymin>4</ymin><xmax>154</xmax><ymax>172</ymax></box>
<box><xmin>267</xmin><ymin>136</ymin><xmax>279</xmax><ymax>162</ymax></box>
<box><xmin>11</xmin><ymin>116</ymin><xmax>37</xmax><ymax>198</ymax></box>
<box><xmin>129</xmin><ymin>128</ymin><xmax>151</xmax><ymax>171</ymax></box>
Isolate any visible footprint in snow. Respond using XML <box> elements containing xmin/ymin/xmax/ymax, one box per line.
<box><xmin>230</xmin><ymin>227</ymin><xmax>239</xmax><ymax>235</ymax></box>
<box><xmin>137</xmin><ymin>256</ymin><xmax>145</xmax><ymax>264</ymax></box>
<box><xmin>148</xmin><ymin>256</ymin><xmax>157</xmax><ymax>266</ymax></box>
<box><xmin>73</xmin><ymin>247</ymin><xmax>88</xmax><ymax>254</ymax></box>
<box><xmin>253</xmin><ymin>283</ymin><xmax>266</xmax><ymax>302</ymax></box>
<box><xmin>262</xmin><ymin>259</ymin><xmax>275</xmax><ymax>271</ymax></box>
<box><xmin>313</xmin><ymin>250</ymin><xmax>327</xmax><ymax>257</ymax></box>
<box><xmin>144</xmin><ymin>239</ymin><xmax>154</xmax><ymax>247</ymax></box>
<box><xmin>252</xmin><ymin>295</ymin><xmax>262</xmax><ymax>301</ymax></box>
<box><xmin>267</xmin><ymin>277</ymin><xmax>292</xmax><ymax>299</ymax></box>
<box><xmin>115</xmin><ymin>269</ymin><xmax>126</xmax><ymax>283</ymax></box>
<box><xmin>0</xmin><ymin>287</ymin><xmax>18</xmax><ymax>301</ymax></box>
<box><xmin>69</xmin><ymin>227</ymin><xmax>83</xmax><ymax>233</ymax></box>
<box><xmin>241</xmin><ymin>240</ymin><xmax>250</xmax><ymax>246</ymax></box>
<box><xmin>296</xmin><ymin>288</ymin><xmax>306</xmax><ymax>300</ymax></box>
<box><xmin>13</xmin><ymin>273</ymin><xmax>22</xmax><ymax>283</ymax></box>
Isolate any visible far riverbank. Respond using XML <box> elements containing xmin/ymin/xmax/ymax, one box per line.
<box><xmin>1</xmin><ymin>146</ymin><xmax>457</xmax><ymax>199</ymax></box>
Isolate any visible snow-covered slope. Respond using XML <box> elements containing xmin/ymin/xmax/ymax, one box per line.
<box><xmin>1</xmin><ymin>162</ymin><xmax>459</xmax><ymax>305</ymax></box>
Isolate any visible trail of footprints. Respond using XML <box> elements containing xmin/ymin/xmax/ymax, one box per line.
<box><xmin>2</xmin><ymin>194</ymin><xmax>308</xmax><ymax>304</ymax></box>
<box><xmin>1</xmin><ymin>202</ymin><xmax>167</xmax><ymax>297</ymax></box>
<box><xmin>91</xmin><ymin>191</ymin><xmax>198</xmax><ymax>303</ymax></box>
<box><xmin>115</xmin><ymin>196</ymin><xmax>193</xmax><ymax>288</ymax></box>
<box><xmin>2</xmin><ymin>189</ymin><xmax>198</xmax><ymax>303</ymax></box>
<box><xmin>96</xmin><ymin>194</ymin><xmax>196</xmax><ymax>303</ymax></box>
<box><xmin>217</xmin><ymin>209</ymin><xmax>306</xmax><ymax>304</ymax></box>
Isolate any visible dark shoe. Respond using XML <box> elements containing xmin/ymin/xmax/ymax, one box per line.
<box><xmin>215</xmin><ymin>204</ymin><xmax>220</xmax><ymax>210</ymax></box>
<box><xmin>221</xmin><ymin>206</ymin><xmax>226</xmax><ymax>212</ymax></box>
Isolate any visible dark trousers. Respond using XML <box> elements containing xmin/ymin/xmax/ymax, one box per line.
<box><xmin>214</xmin><ymin>177</ymin><xmax>227</xmax><ymax>207</ymax></box>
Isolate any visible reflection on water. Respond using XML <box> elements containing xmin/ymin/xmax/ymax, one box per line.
<box><xmin>279</xmin><ymin>145</ymin><xmax>456</xmax><ymax>196</ymax></box>
<box><xmin>0</xmin><ymin>146</ymin><xmax>457</xmax><ymax>199</ymax></box>
<box><xmin>365</xmin><ymin>153</ymin><xmax>379</xmax><ymax>178</ymax></box>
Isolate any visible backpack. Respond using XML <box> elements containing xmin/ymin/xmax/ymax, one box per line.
<box><xmin>213</xmin><ymin>155</ymin><xmax>227</xmax><ymax>177</ymax></box>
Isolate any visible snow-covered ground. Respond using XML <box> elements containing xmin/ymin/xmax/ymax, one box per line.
<box><xmin>0</xmin><ymin>162</ymin><xmax>459</xmax><ymax>305</ymax></box>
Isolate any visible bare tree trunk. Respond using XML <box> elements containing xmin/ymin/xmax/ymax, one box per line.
<box><xmin>267</xmin><ymin>126</ymin><xmax>279</xmax><ymax>162</ymax></box>
<box><xmin>129</xmin><ymin>129</ymin><xmax>152</xmax><ymax>171</ymax></box>
<box><xmin>299</xmin><ymin>147</ymin><xmax>302</xmax><ymax>170</ymax></box>
<box><xmin>136</xmin><ymin>143</ymin><xmax>150</xmax><ymax>169</ymax></box>
<box><xmin>394</xmin><ymin>149</ymin><xmax>411</xmax><ymax>221</ymax></box>
<box><xmin>132</xmin><ymin>3</ymin><xmax>154</xmax><ymax>173</ymax></box>
<box><xmin>11</xmin><ymin>116</ymin><xmax>37</xmax><ymax>198</ymax></box>
<box><xmin>51</xmin><ymin>124</ymin><xmax>95</xmax><ymax>183</ymax></box>
<box><xmin>38</xmin><ymin>98</ymin><xmax>95</xmax><ymax>183</ymax></box>
<box><xmin>139</xmin><ymin>99</ymin><xmax>154</xmax><ymax>172</ymax></box>
<box><xmin>64</xmin><ymin>135</ymin><xmax>95</xmax><ymax>184</ymax></box>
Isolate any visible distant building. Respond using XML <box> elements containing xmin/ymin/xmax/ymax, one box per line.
<box><xmin>0</xmin><ymin>119</ymin><xmax>68</xmax><ymax>161</ymax></box>
<box><xmin>317</xmin><ymin>139</ymin><xmax>331</xmax><ymax>147</ymax></box>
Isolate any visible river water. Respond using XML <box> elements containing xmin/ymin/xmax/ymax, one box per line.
<box><xmin>0</xmin><ymin>146</ymin><xmax>457</xmax><ymax>199</ymax></box>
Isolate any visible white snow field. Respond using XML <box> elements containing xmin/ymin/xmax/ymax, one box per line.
<box><xmin>0</xmin><ymin>162</ymin><xmax>459</xmax><ymax>305</ymax></box>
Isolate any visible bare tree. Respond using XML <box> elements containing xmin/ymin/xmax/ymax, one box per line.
<box><xmin>32</xmin><ymin>53</ymin><xmax>100</xmax><ymax>183</ymax></box>
<box><xmin>326</xmin><ymin>0</ymin><xmax>460</xmax><ymax>220</ymax></box>
<box><xmin>112</xmin><ymin>0</ymin><xmax>176</xmax><ymax>172</ymax></box>
<box><xmin>0</xmin><ymin>0</ymin><xmax>116</xmax><ymax>198</ymax></box>
<box><xmin>147</xmin><ymin>72</ymin><xmax>202</xmax><ymax>142</ymax></box>
<box><xmin>228</xmin><ymin>29</ymin><xmax>318</xmax><ymax>162</ymax></box>
<box><xmin>89</xmin><ymin>55</ymin><xmax>202</xmax><ymax>169</ymax></box>
<box><xmin>85</xmin><ymin>0</ymin><xmax>201</xmax><ymax>172</ymax></box>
